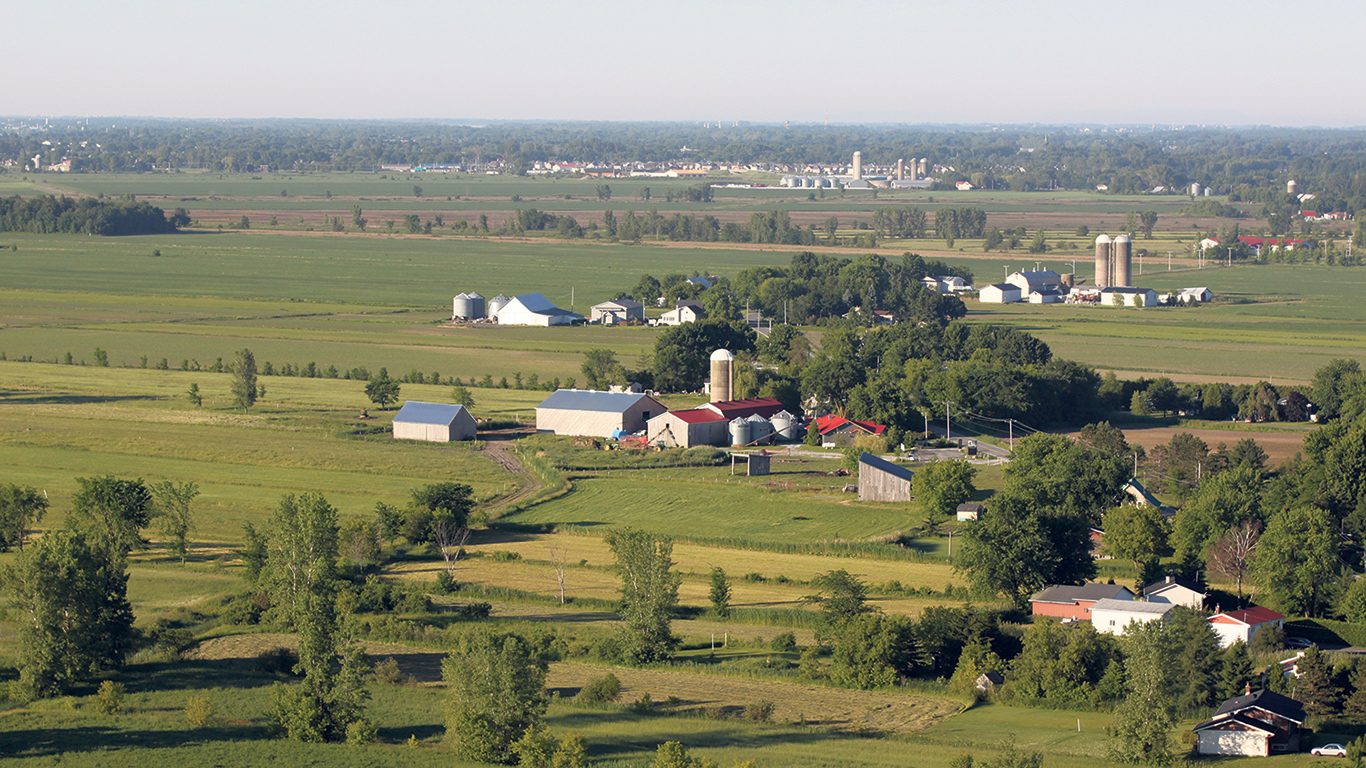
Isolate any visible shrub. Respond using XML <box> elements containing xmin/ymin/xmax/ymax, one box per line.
<box><xmin>256</xmin><ymin>646</ymin><xmax>299</xmax><ymax>675</ymax></box>
<box><xmin>435</xmin><ymin>571</ymin><xmax>459</xmax><ymax>594</ymax></box>
<box><xmin>346</xmin><ymin>718</ymin><xmax>379</xmax><ymax>745</ymax></box>
<box><xmin>744</xmin><ymin>700</ymin><xmax>775</xmax><ymax>722</ymax></box>
<box><xmin>371</xmin><ymin>656</ymin><xmax>411</xmax><ymax>686</ymax></box>
<box><xmin>185</xmin><ymin>695</ymin><xmax>214</xmax><ymax>727</ymax></box>
<box><xmin>93</xmin><ymin>681</ymin><xmax>124</xmax><ymax>715</ymax></box>
<box><xmin>575</xmin><ymin>673</ymin><xmax>622</xmax><ymax>705</ymax></box>
<box><xmin>629</xmin><ymin>692</ymin><xmax>654</xmax><ymax>713</ymax></box>
<box><xmin>770</xmin><ymin>632</ymin><xmax>799</xmax><ymax>653</ymax></box>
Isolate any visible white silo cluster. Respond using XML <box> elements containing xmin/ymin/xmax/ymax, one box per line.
<box><xmin>1093</xmin><ymin>234</ymin><xmax>1132</xmax><ymax>288</ymax></box>
<box><xmin>452</xmin><ymin>291</ymin><xmax>487</xmax><ymax>320</ymax></box>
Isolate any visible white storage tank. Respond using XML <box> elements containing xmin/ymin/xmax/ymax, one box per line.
<box><xmin>488</xmin><ymin>294</ymin><xmax>512</xmax><ymax>317</ymax></box>
<box><xmin>466</xmin><ymin>291</ymin><xmax>486</xmax><ymax>319</ymax></box>
<box><xmin>452</xmin><ymin>292</ymin><xmax>472</xmax><ymax>319</ymax></box>
<box><xmin>746</xmin><ymin>413</ymin><xmax>772</xmax><ymax>445</ymax></box>
<box><xmin>770</xmin><ymin>410</ymin><xmax>796</xmax><ymax>442</ymax></box>
<box><xmin>729</xmin><ymin>417</ymin><xmax>752</xmax><ymax>447</ymax></box>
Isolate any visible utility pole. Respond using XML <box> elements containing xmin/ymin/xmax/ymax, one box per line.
<box><xmin>1228</xmin><ymin>247</ymin><xmax>1232</xmax><ymax>268</ymax></box>
<box><xmin>934</xmin><ymin>400</ymin><xmax>955</xmax><ymax>440</ymax></box>
<box><xmin>1008</xmin><ymin>419</ymin><xmax>1014</xmax><ymax>451</ymax></box>
<box><xmin>1168</xmin><ymin>251</ymin><xmax>1172</xmax><ymax>270</ymax></box>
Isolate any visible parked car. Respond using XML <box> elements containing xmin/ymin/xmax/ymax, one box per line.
<box><xmin>1311</xmin><ymin>743</ymin><xmax>1347</xmax><ymax>757</ymax></box>
<box><xmin>1286</xmin><ymin>637</ymin><xmax>1315</xmax><ymax>649</ymax></box>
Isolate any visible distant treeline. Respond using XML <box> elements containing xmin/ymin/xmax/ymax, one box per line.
<box><xmin>0</xmin><ymin>195</ymin><xmax>186</xmax><ymax>235</ymax></box>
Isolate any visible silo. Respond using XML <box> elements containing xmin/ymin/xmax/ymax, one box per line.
<box><xmin>1113</xmin><ymin>234</ymin><xmax>1132</xmax><ymax>287</ymax></box>
<box><xmin>747</xmin><ymin>413</ymin><xmax>772</xmax><ymax>445</ymax></box>
<box><xmin>452</xmin><ymin>292</ymin><xmax>472</xmax><ymax>320</ymax></box>
<box><xmin>770</xmin><ymin>410</ymin><xmax>796</xmax><ymax>442</ymax></box>
<box><xmin>1287</xmin><ymin>179</ymin><xmax>1298</xmax><ymax>196</ymax></box>
<box><xmin>488</xmin><ymin>294</ymin><xmax>512</xmax><ymax>316</ymax></box>
<box><xmin>709</xmin><ymin>349</ymin><xmax>734</xmax><ymax>403</ymax></box>
<box><xmin>1093</xmin><ymin>235</ymin><xmax>1112</xmax><ymax>288</ymax></box>
<box><xmin>896</xmin><ymin>158</ymin><xmax>905</xmax><ymax>181</ymax></box>
<box><xmin>1204</xmin><ymin>187</ymin><xmax>1212</xmax><ymax>197</ymax></box>
<box><xmin>729</xmin><ymin>417</ymin><xmax>752</xmax><ymax>447</ymax></box>
<box><xmin>918</xmin><ymin>158</ymin><xmax>929</xmax><ymax>177</ymax></box>
<box><xmin>466</xmin><ymin>291</ymin><xmax>486</xmax><ymax>319</ymax></box>
<box><xmin>1189</xmin><ymin>182</ymin><xmax>1202</xmax><ymax>197</ymax></box>
<box><xmin>852</xmin><ymin>151</ymin><xmax>863</xmax><ymax>180</ymax></box>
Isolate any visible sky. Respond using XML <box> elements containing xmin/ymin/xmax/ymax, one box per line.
<box><xmin>6</xmin><ymin>0</ymin><xmax>1364</xmax><ymax>127</ymax></box>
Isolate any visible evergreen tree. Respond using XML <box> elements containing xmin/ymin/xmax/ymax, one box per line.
<box><xmin>1218</xmin><ymin>642</ymin><xmax>1257</xmax><ymax>701</ymax></box>
<box><xmin>230</xmin><ymin>348</ymin><xmax>258</xmax><ymax>412</ymax></box>
<box><xmin>1166</xmin><ymin>607</ymin><xmax>1223</xmax><ymax>712</ymax></box>
<box><xmin>1292</xmin><ymin>646</ymin><xmax>1342</xmax><ymax>718</ymax></box>
<box><xmin>1341</xmin><ymin>664</ymin><xmax>1366</xmax><ymax>725</ymax></box>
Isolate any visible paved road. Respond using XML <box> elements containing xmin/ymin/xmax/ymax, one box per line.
<box><xmin>926</xmin><ymin>425</ymin><xmax>1013</xmax><ymax>460</ymax></box>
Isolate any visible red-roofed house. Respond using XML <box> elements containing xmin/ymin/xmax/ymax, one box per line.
<box><xmin>1208</xmin><ymin>606</ymin><xmax>1286</xmax><ymax>648</ymax></box>
<box><xmin>812</xmin><ymin>414</ymin><xmax>887</xmax><ymax>447</ymax></box>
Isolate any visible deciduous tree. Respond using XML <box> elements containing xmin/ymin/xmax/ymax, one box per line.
<box><xmin>0</xmin><ymin>483</ymin><xmax>47</xmax><ymax>551</ymax></box>
<box><xmin>606</xmin><ymin>528</ymin><xmax>680</xmax><ymax>664</ymax></box>
<box><xmin>1253</xmin><ymin>507</ymin><xmax>1339</xmax><ymax>617</ymax></box>
<box><xmin>443</xmin><ymin>631</ymin><xmax>549</xmax><ymax>763</ymax></box>
<box><xmin>150</xmin><ymin>480</ymin><xmax>199</xmax><ymax>563</ymax></box>
<box><xmin>231</xmin><ymin>348</ymin><xmax>258</xmax><ymax>411</ymax></box>
<box><xmin>67</xmin><ymin>475</ymin><xmax>153</xmax><ymax>562</ymax></box>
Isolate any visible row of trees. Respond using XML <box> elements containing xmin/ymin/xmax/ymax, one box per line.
<box><xmin>0</xmin><ymin>195</ymin><xmax>187</xmax><ymax>235</ymax></box>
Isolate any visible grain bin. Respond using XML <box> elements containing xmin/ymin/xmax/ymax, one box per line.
<box><xmin>770</xmin><ymin>410</ymin><xmax>796</xmax><ymax>441</ymax></box>
<box><xmin>746</xmin><ymin>413</ymin><xmax>772</xmax><ymax>445</ymax></box>
<box><xmin>466</xmin><ymin>291</ymin><xmax>486</xmax><ymax>319</ymax></box>
<box><xmin>452</xmin><ymin>292</ymin><xmax>472</xmax><ymax>320</ymax></box>
<box><xmin>729</xmin><ymin>417</ymin><xmax>752</xmax><ymax>447</ymax></box>
<box><xmin>488</xmin><ymin>294</ymin><xmax>512</xmax><ymax>317</ymax></box>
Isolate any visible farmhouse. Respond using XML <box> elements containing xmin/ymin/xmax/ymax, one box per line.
<box><xmin>978</xmin><ymin>283</ymin><xmax>1023</xmax><ymax>304</ymax></box>
<box><xmin>856</xmin><ymin>452</ymin><xmax>914</xmax><ymax>502</ymax></box>
<box><xmin>1089</xmin><ymin>598</ymin><xmax>1174</xmax><ymax>635</ymax></box>
<box><xmin>535</xmin><ymin>389</ymin><xmax>664</xmax><ymax>438</ymax></box>
<box><xmin>495</xmin><ymin>293</ymin><xmax>582</xmax><ymax>326</ymax></box>
<box><xmin>1208</xmin><ymin>606</ymin><xmax>1286</xmax><ymax>648</ymax></box>
<box><xmin>922</xmin><ymin>275</ymin><xmax>971</xmax><ymax>294</ymax></box>
<box><xmin>1030</xmin><ymin>583</ymin><xmax>1136</xmax><ymax>622</ymax></box>
<box><xmin>811</xmin><ymin>414</ymin><xmax>887</xmax><ymax>447</ymax></box>
<box><xmin>1193</xmin><ymin>688</ymin><xmax>1305</xmax><ymax>757</ymax></box>
<box><xmin>1141</xmin><ymin>575</ymin><xmax>1205</xmax><ymax>608</ymax></box>
<box><xmin>1100</xmin><ymin>287</ymin><xmax>1159</xmax><ymax>307</ymax></box>
<box><xmin>391</xmin><ymin>401</ymin><xmax>477</xmax><ymax>442</ymax></box>
<box><xmin>659</xmin><ymin>301</ymin><xmax>706</xmax><ymax>326</ymax></box>
<box><xmin>590</xmin><ymin>299</ymin><xmax>644</xmax><ymax>324</ymax></box>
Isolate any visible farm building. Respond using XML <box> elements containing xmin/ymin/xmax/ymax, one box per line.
<box><xmin>535</xmin><ymin>390</ymin><xmax>664</xmax><ymax>438</ymax></box>
<box><xmin>1208</xmin><ymin>606</ymin><xmax>1285</xmax><ymax>648</ymax></box>
<box><xmin>856</xmin><ymin>452</ymin><xmax>914</xmax><ymax>502</ymax></box>
<box><xmin>978</xmin><ymin>283</ymin><xmax>1022</xmax><ymax>304</ymax></box>
<box><xmin>495</xmin><ymin>293</ymin><xmax>582</xmax><ymax>326</ymax></box>
<box><xmin>590</xmin><ymin>299</ymin><xmax>644</xmax><ymax>324</ymax></box>
<box><xmin>1028</xmin><ymin>288</ymin><xmax>1066</xmax><ymax>304</ymax></box>
<box><xmin>647</xmin><ymin>398</ymin><xmax>789</xmax><ymax>448</ymax></box>
<box><xmin>1030</xmin><ymin>583</ymin><xmax>1136</xmax><ymax>622</ymax></box>
<box><xmin>975</xmin><ymin>672</ymin><xmax>1004</xmax><ymax>694</ymax></box>
<box><xmin>956</xmin><ymin>502</ymin><xmax>985</xmax><ymax>521</ymax></box>
<box><xmin>659</xmin><ymin>301</ymin><xmax>705</xmax><ymax>326</ymax></box>
<box><xmin>1141</xmin><ymin>575</ymin><xmax>1205</xmax><ymax>609</ymax></box>
<box><xmin>1178</xmin><ymin>287</ymin><xmax>1213</xmax><ymax>303</ymax></box>
<box><xmin>1006</xmin><ymin>270</ymin><xmax>1063</xmax><ymax>295</ymax></box>
<box><xmin>1100</xmin><ymin>287</ymin><xmax>1159</xmax><ymax>307</ymax></box>
<box><xmin>1193</xmin><ymin>688</ymin><xmax>1304</xmax><ymax>757</ymax></box>
<box><xmin>1089</xmin><ymin>598</ymin><xmax>1175</xmax><ymax>635</ymax></box>
<box><xmin>391</xmin><ymin>401</ymin><xmax>477</xmax><ymax>442</ymax></box>
<box><xmin>811</xmin><ymin>414</ymin><xmax>887</xmax><ymax>447</ymax></box>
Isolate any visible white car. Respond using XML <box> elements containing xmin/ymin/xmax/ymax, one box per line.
<box><xmin>1311</xmin><ymin>743</ymin><xmax>1347</xmax><ymax>757</ymax></box>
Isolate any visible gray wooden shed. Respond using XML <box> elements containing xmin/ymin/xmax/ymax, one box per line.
<box><xmin>392</xmin><ymin>401</ymin><xmax>477</xmax><ymax>442</ymax></box>
<box><xmin>857</xmin><ymin>452</ymin><xmax>915</xmax><ymax>502</ymax></box>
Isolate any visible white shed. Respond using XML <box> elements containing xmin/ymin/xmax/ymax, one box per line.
<box><xmin>1100</xmin><ymin>287</ymin><xmax>1159</xmax><ymax>307</ymax></box>
<box><xmin>979</xmin><ymin>283</ymin><xmax>1023</xmax><ymax>304</ymax></box>
<box><xmin>495</xmin><ymin>293</ymin><xmax>582</xmax><ymax>326</ymax></box>
<box><xmin>392</xmin><ymin>401</ymin><xmax>477</xmax><ymax>442</ymax></box>
<box><xmin>590</xmin><ymin>299</ymin><xmax>644</xmax><ymax>324</ymax></box>
<box><xmin>1089</xmin><ymin>598</ymin><xmax>1174</xmax><ymax>635</ymax></box>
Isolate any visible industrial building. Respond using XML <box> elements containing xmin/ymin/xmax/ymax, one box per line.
<box><xmin>856</xmin><ymin>453</ymin><xmax>914</xmax><ymax>502</ymax></box>
<box><xmin>495</xmin><ymin>293</ymin><xmax>582</xmax><ymax>326</ymax></box>
<box><xmin>391</xmin><ymin>401</ymin><xmax>478</xmax><ymax>442</ymax></box>
<box><xmin>535</xmin><ymin>390</ymin><xmax>664</xmax><ymax>437</ymax></box>
<box><xmin>646</xmin><ymin>397</ymin><xmax>791</xmax><ymax>448</ymax></box>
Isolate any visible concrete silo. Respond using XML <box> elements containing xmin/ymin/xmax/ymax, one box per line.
<box><xmin>1113</xmin><ymin>234</ymin><xmax>1132</xmax><ymax>287</ymax></box>
<box><xmin>1094</xmin><ymin>235</ymin><xmax>1112</xmax><ymax>288</ymax></box>
<box><xmin>896</xmin><ymin>158</ymin><xmax>905</xmax><ymax>181</ymax></box>
<box><xmin>709</xmin><ymin>349</ymin><xmax>734</xmax><ymax>404</ymax></box>
<box><xmin>1190</xmin><ymin>182</ymin><xmax>1202</xmax><ymax>196</ymax></box>
<box><xmin>852</xmin><ymin>151</ymin><xmax>863</xmax><ymax>180</ymax></box>
<box><xmin>1287</xmin><ymin>179</ymin><xmax>1298</xmax><ymax>196</ymax></box>
<box><xmin>918</xmin><ymin>158</ymin><xmax>929</xmax><ymax>177</ymax></box>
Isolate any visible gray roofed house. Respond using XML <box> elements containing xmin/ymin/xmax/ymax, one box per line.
<box><xmin>1194</xmin><ymin>689</ymin><xmax>1305</xmax><ymax>757</ymax></box>
<box><xmin>1141</xmin><ymin>575</ymin><xmax>1206</xmax><ymax>609</ymax></box>
<box><xmin>1089</xmin><ymin>598</ymin><xmax>1176</xmax><ymax>634</ymax></box>
<box><xmin>535</xmin><ymin>389</ymin><xmax>665</xmax><ymax>438</ymax></box>
<box><xmin>392</xmin><ymin>401</ymin><xmax>477</xmax><ymax>442</ymax></box>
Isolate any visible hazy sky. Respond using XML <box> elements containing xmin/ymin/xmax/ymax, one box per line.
<box><xmin>7</xmin><ymin>0</ymin><xmax>1363</xmax><ymax>127</ymax></box>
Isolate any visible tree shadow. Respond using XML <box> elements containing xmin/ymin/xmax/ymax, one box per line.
<box><xmin>0</xmin><ymin>723</ymin><xmax>267</xmax><ymax>758</ymax></box>
<box><xmin>3</xmin><ymin>393</ymin><xmax>158</xmax><ymax>406</ymax></box>
<box><xmin>117</xmin><ymin>659</ymin><xmax>284</xmax><ymax>694</ymax></box>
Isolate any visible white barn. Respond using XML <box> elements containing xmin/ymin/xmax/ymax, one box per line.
<box><xmin>979</xmin><ymin>283</ymin><xmax>1023</xmax><ymax>304</ymax></box>
<box><xmin>495</xmin><ymin>293</ymin><xmax>581</xmax><ymax>326</ymax></box>
<box><xmin>535</xmin><ymin>390</ymin><xmax>664</xmax><ymax>437</ymax></box>
<box><xmin>392</xmin><ymin>401</ymin><xmax>477</xmax><ymax>442</ymax></box>
<box><xmin>590</xmin><ymin>299</ymin><xmax>644</xmax><ymax>324</ymax></box>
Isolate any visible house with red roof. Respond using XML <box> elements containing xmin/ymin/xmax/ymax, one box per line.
<box><xmin>811</xmin><ymin>414</ymin><xmax>887</xmax><ymax>447</ymax></box>
<box><xmin>1208</xmin><ymin>606</ymin><xmax>1285</xmax><ymax>648</ymax></box>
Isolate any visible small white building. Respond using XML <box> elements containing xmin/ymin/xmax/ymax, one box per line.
<box><xmin>1207</xmin><ymin>606</ymin><xmax>1286</xmax><ymax>648</ymax></box>
<box><xmin>659</xmin><ymin>301</ymin><xmax>705</xmax><ymax>326</ymax></box>
<box><xmin>1178</xmin><ymin>287</ymin><xmax>1213</xmax><ymax>304</ymax></box>
<box><xmin>495</xmin><ymin>293</ymin><xmax>581</xmax><ymax>326</ymax></box>
<box><xmin>391</xmin><ymin>401</ymin><xmax>477</xmax><ymax>442</ymax></box>
<box><xmin>978</xmin><ymin>283</ymin><xmax>1023</xmax><ymax>304</ymax></box>
<box><xmin>590</xmin><ymin>299</ymin><xmax>644</xmax><ymax>324</ymax></box>
<box><xmin>1089</xmin><ymin>598</ymin><xmax>1175</xmax><ymax>635</ymax></box>
<box><xmin>956</xmin><ymin>503</ymin><xmax>985</xmax><ymax>522</ymax></box>
<box><xmin>1100</xmin><ymin>287</ymin><xmax>1159</xmax><ymax>307</ymax></box>
<box><xmin>1141</xmin><ymin>576</ymin><xmax>1205</xmax><ymax>609</ymax></box>
<box><xmin>1029</xmin><ymin>288</ymin><xmax>1066</xmax><ymax>304</ymax></box>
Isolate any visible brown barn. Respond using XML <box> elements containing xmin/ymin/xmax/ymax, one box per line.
<box><xmin>857</xmin><ymin>452</ymin><xmax>914</xmax><ymax>502</ymax></box>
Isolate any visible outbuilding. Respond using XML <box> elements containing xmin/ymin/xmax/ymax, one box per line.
<box><xmin>979</xmin><ymin>283</ymin><xmax>1023</xmax><ymax>304</ymax></box>
<box><xmin>647</xmin><ymin>408</ymin><xmax>729</xmax><ymax>448</ymax></box>
<box><xmin>956</xmin><ymin>502</ymin><xmax>985</xmax><ymax>521</ymax></box>
<box><xmin>1100</xmin><ymin>287</ymin><xmax>1159</xmax><ymax>308</ymax></box>
<box><xmin>590</xmin><ymin>299</ymin><xmax>644</xmax><ymax>324</ymax></box>
<box><xmin>1089</xmin><ymin>598</ymin><xmax>1175</xmax><ymax>635</ymax></box>
<box><xmin>392</xmin><ymin>401</ymin><xmax>477</xmax><ymax>442</ymax></box>
<box><xmin>535</xmin><ymin>389</ymin><xmax>664</xmax><ymax>438</ymax></box>
<box><xmin>1208</xmin><ymin>606</ymin><xmax>1285</xmax><ymax>648</ymax></box>
<box><xmin>1030</xmin><ymin>583</ymin><xmax>1136</xmax><ymax>622</ymax></box>
<box><xmin>856</xmin><ymin>452</ymin><xmax>915</xmax><ymax>502</ymax></box>
<box><xmin>495</xmin><ymin>293</ymin><xmax>582</xmax><ymax>326</ymax></box>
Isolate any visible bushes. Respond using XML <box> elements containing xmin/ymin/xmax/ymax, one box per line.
<box><xmin>575</xmin><ymin>673</ymin><xmax>622</xmax><ymax>704</ymax></box>
<box><xmin>744</xmin><ymin>699</ymin><xmax>775</xmax><ymax>722</ymax></box>
<box><xmin>185</xmin><ymin>695</ymin><xmax>214</xmax><ymax>727</ymax></box>
<box><xmin>92</xmin><ymin>681</ymin><xmax>124</xmax><ymax>715</ymax></box>
<box><xmin>770</xmin><ymin>632</ymin><xmax>799</xmax><ymax>653</ymax></box>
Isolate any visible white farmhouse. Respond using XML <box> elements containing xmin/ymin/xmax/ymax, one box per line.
<box><xmin>1088</xmin><ymin>598</ymin><xmax>1175</xmax><ymax>635</ymax></box>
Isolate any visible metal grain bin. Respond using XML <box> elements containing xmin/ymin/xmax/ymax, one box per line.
<box><xmin>729</xmin><ymin>417</ymin><xmax>752</xmax><ymax>447</ymax></box>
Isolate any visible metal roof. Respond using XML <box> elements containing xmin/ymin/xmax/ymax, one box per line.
<box><xmin>1031</xmin><ymin>583</ymin><xmax>1134</xmax><ymax>604</ymax></box>
<box><xmin>1090</xmin><ymin>598</ymin><xmax>1174</xmax><ymax>615</ymax></box>
<box><xmin>659</xmin><ymin>408</ymin><xmax>726</xmax><ymax>425</ymax></box>
<box><xmin>858</xmin><ymin>452</ymin><xmax>915</xmax><ymax>483</ymax></box>
<box><xmin>537</xmin><ymin>389</ymin><xmax>661</xmax><ymax>413</ymax></box>
<box><xmin>393</xmin><ymin>401</ymin><xmax>469</xmax><ymax>426</ymax></box>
